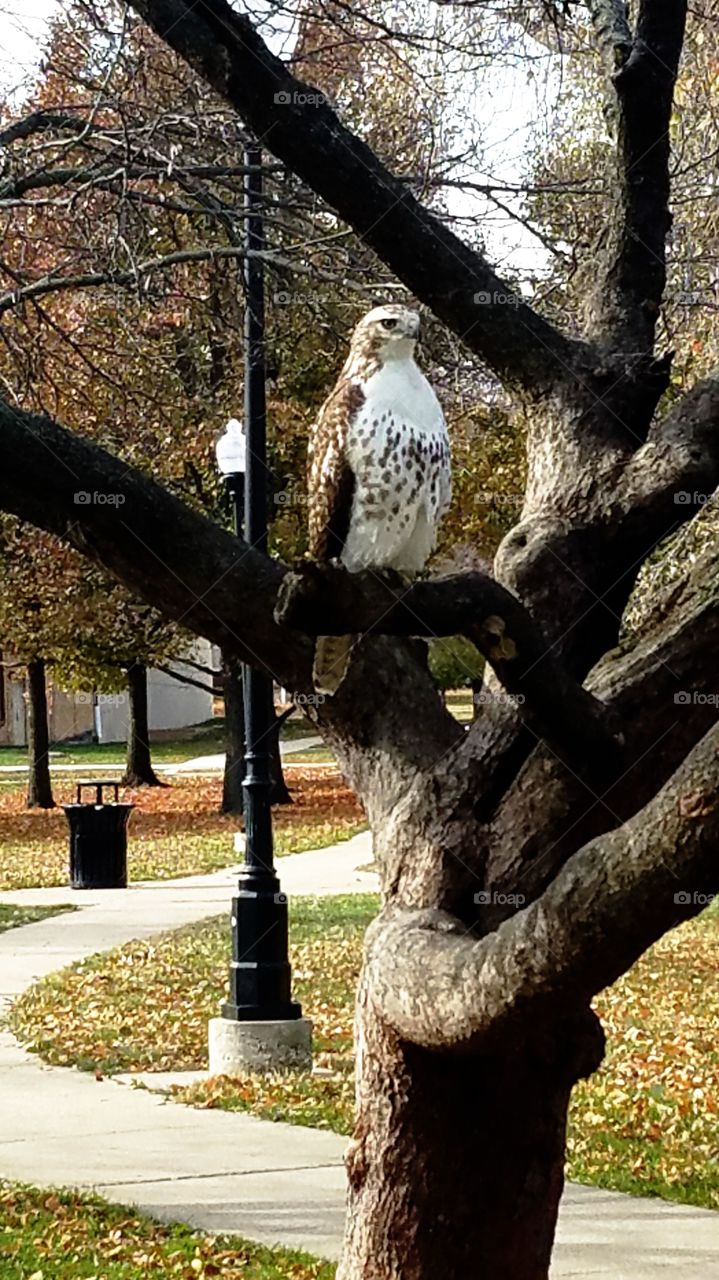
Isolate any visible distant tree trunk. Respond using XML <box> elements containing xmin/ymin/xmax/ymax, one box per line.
<box><xmin>269</xmin><ymin>701</ymin><xmax>292</xmax><ymax>805</ymax></box>
<box><xmin>221</xmin><ymin>654</ymin><xmax>245</xmax><ymax>815</ymax></box>
<box><xmin>121</xmin><ymin>661</ymin><xmax>165</xmax><ymax>787</ymax></box>
<box><xmin>25</xmin><ymin>658</ymin><xmax>54</xmax><ymax>809</ymax></box>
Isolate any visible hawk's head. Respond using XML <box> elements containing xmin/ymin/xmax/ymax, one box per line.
<box><xmin>350</xmin><ymin>304</ymin><xmax>421</xmax><ymax>366</ymax></box>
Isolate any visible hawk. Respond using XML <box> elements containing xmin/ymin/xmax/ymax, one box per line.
<box><xmin>307</xmin><ymin>303</ymin><xmax>452</xmax><ymax>694</ymax></box>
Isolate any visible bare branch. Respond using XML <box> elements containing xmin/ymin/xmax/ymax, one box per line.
<box><xmin>0</xmin><ymin>110</ymin><xmax>90</xmax><ymax>147</ymax></box>
<box><xmin>0</xmin><ymin>246</ymin><xmax>373</xmax><ymax>314</ymax></box>
<box><xmin>0</xmin><ymin>246</ymin><xmax>248</xmax><ymax>314</ymax></box>
<box><xmin>155</xmin><ymin>663</ymin><xmax>215</xmax><ymax>695</ymax></box>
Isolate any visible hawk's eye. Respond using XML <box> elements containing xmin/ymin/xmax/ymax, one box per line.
<box><xmin>380</xmin><ymin>318</ymin><xmax>398</xmax><ymax>330</ymax></box>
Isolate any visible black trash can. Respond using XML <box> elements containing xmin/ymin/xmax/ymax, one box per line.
<box><xmin>63</xmin><ymin>781</ymin><xmax>135</xmax><ymax>889</ymax></box>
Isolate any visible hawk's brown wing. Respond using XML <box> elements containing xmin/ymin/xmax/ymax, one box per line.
<box><xmin>307</xmin><ymin>379</ymin><xmax>363</xmax><ymax>562</ymax></box>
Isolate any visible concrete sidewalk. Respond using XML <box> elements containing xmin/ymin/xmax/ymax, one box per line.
<box><xmin>0</xmin><ymin>831</ymin><xmax>375</xmax><ymax>990</ymax></box>
<box><xmin>1</xmin><ymin>834</ymin><xmax>717</xmax><ymax>1275</ymax></box>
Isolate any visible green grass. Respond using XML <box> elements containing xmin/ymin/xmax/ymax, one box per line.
<box><xmin>11</xmin><ymin>895</ymin><xmax>375</xmax><ymax>1132</ymax></box>
<box><xmin>12</xmin><ymin>897</ymin><xmax>719</xmax><ymax>1212</ymax></box>
<box><xmin>0</xmin><ymin>728</ymin><xmax>223</xmax><ymax>769</ymax></box>
<box><xmin>0</xmin><ymin>903</ymin><xmax>75</xmax><ymax>933</ymax></box>
<box><xmin>444</xmin><ymin>689</ymin><xmax>473</xmax><ymax>722</ymax></box>
<box><xmin>285</xmin><ymin>747</ymin><xmax>336</xmax><ymax>765</ymax></box>
<box><xmin>0</xmin><ymin>1181</ymin><xmax>334</xmax><ymax>1278</ymax></box>
<box><xmin>0</xmin><ymin>713</ymin><xmax>320</xmax><ymax>770</ymax></box>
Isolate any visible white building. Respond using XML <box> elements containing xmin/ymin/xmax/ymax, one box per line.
<box><xmin>0</xmin><ymin>642</ymin><xmax>215</xmax><ymax>746</ymax></box>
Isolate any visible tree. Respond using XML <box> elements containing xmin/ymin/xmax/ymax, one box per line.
<box><xmin>121</xmin><ymin>660</ymin><xmax>164</xmax><ymax>787</ymax></box>
<box><xmin>1</xmin><ymin>2</ymin><xmax>718</xmax><ymax>1278</ymax></box>
<box><xmin>25</xmin><ymin>658</ymin><xmax>54</xmax><ymax>809</ymax></box>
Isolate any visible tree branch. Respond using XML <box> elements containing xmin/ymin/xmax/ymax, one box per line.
<box><xmin>587</xmin><ymin>1</ymin><xmax>632</xmax><ymax>74</ymax></box>
<box><xmin>155</xmin><ymin>663</ymin><xmax>215</xmax><ymax>695</ymax></box>
<box><xmin>367</xmin><ymin>720</ymin><xmax>719</xmax><ymax>1052</ymax></box>
<box><xmin>0</xmin><ymin>160</ymin><xmax>274</xmax><ymax>201</ymax></box>
<box><xmin>589</xmin><ymin>0</ymin><xmax>688</xmax><ymax>349</ymax></box>
<box><xmin>276</xmin><ymin>563</ymin><xmax>623</xmax><ymax>772</ymax></box>
<box><xmin>125</xmin><ymin>0</ymin><xmax>583</xmax><ymax>395</ymax></box>
<box><xmin>0</xmin><ymin>397</ymin><xmax>309</xmax><ymax>688</ymax></box>
<box><xmin>0</xmin><ymin>397</ymin><xmax>461</xmax><ymax>819</ymax></box>
<box><xmin>0</xmin><ymin>109</ymin><xmax>90</xmax><ymax>147</ymax></box>
<box><xmin>0</xmin><ymin>246</ymin><xmax>372</xmax><ymax>314</ymax></box>
<box><xmin>483</xmin><ymin>539</ymin><xmax>719</xmax><ymax>917</ymax></box>
<box><xmin>0</xmin><ymin>246</ymin><xmax>249</xmax><ymax>314</ymax></box>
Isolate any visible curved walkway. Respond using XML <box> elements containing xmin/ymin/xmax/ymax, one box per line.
<box><xmin>0</xmin><ymin>834</ymin><xmax>717</xmax><ymax>1276</ymax></box>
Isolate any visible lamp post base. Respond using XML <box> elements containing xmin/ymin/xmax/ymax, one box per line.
<box><xmin>208</xmin><ymin>1015</ymin><xmax>313</xmax><ymax>1076</ymax></box>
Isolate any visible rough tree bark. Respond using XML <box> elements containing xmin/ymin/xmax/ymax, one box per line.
<box><xmin>121</xmin><ymin>661</ymin><xmax>165</xmax><ymax>788</ymax></box>
<box><xmin>0</xmin><ymin>1</ymin><xmax>715</xmax><ymax>1276</ymax></box>
<box><xmin>25</xmin><ymin>658</ymin><xmax>54</xmax><ymax>810</ymax></box>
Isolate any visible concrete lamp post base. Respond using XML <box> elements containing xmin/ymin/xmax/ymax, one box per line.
<box><xmin>208</xmin><ymin>1016</ymin><xmax>313</xmax><ymax>1076</ymax></box>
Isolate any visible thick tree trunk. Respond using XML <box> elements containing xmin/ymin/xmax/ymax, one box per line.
<box><xmin>25</xmin><ymin>658</ymin><xmax>54</xmax><ymax>810</ymax></box>
<box><xmin>339</xmin><ymin>976</ymin><xmax>602</xmax><ymax>1280</ymax></box>
<box><xmin>121</xmin><ymin>661</ymin><xmax>165</xmax><ymax>788</ymax></box>
<box><xmin>221</xmin><ymin>655</ymin><xmax>245</xmax><ymax>816</ymax></box>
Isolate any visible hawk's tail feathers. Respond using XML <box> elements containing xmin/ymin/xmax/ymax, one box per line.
<box><xmin>313</xmin><ymin>635</ymin><xmax>355</xmax><ymax>696</ymax></box>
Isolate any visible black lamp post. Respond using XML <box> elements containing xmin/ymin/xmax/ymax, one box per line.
<box><xmin>214</xmin><ymin>144</ymin><xmax>302</xmax><ymax>1026</ymax></box>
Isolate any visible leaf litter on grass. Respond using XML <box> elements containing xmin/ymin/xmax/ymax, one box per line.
<box><xmin>0</xmin><ymin>771</ymin><xmax>366</xmax><ymax>890</ymax></box>
<box><xmin>12</xmin><ymin>894</ymin><xmax>719</xmax><ymax>1211</ymax></box>
<box><xmin>0</xmin><ymin>1181</ymin><xmax>334</xmax><ymax>1279</ymax></box>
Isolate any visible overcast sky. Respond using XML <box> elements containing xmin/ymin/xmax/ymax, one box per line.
<box><xmin>0</xmin><ymin>1</ymin><xmax>59</xmax><ymax>95</ymax></box>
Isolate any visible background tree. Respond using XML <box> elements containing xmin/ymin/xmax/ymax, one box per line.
<box><xmin>0</xmin><ymin>519</ymin><xmax>185</xmax><ymax>790</ymax></box>
<box><xmin>0</xmin><ymin>0</ymin><xmax>519</xmax><ymax>813</ymax></box>
<box><xmin>5</xmin><ymin>2</ymin><xmax>717</xmax><ymax>1276</ymax></box>
<box><xmin>0</xmin><ymin>522</ymin><xmax>80</xmax><ymax>808</ymax></box>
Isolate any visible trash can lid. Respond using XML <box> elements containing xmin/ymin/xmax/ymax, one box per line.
<box><xmin>73</xmin><ymin>780</ymin><xmax>125</xmax><ymax>806</ymax></box>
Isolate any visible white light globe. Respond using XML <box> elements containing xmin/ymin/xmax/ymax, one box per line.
<box><xmin>216</xmin><ymin>418</ymin><xmax>246</xmax><ymax>476</ymax></box>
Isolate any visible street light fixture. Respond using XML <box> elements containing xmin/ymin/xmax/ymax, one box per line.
<box><xmin>208</xmin><ymin>143</ymin><xmax>310</xmax><ymax>1075</ymax></box>
<box><xmin>215</xmin><ymin>418</ymin><xmax>246</xmax><ymax>536</ymax></box>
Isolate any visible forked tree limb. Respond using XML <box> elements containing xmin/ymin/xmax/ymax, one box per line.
<box><xmin>276</xmin><ymin>562</ymin><xmax>623</xmax><ymax>772</ymax></box>
<box><xmin>366</xmin><ymin>720</ymin><xmax>719</xmax><ymax>1052</ymax></box>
